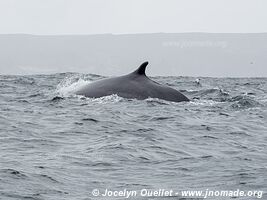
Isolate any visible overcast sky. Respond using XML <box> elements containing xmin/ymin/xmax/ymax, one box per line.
<box><xmin>0</xmin><ymin>0</ymin><xmax>266</xmax><ymax>35</ymax></box>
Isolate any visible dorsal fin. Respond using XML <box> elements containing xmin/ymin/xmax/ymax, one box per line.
<box><xmin>133</xmin><ymin>61</ymin><xmax>149</xmax><ymax>76</ymax></box>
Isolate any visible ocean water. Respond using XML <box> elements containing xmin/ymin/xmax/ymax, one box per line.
<box><xmin>0</xmin><ymin>73</ymin><xmax>266</xmax><ymax>200</ymax></box>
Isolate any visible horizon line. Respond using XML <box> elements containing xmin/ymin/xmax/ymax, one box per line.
<box><xmin>0</xmin><ymin>32</ymin><xmax>267</xmax><ymax>36</ymax></box>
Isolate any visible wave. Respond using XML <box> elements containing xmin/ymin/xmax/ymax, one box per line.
<box><xmin>230</xmin><ymin>95</ymin><xmax>262</xmax><ymax>109</ymax></box>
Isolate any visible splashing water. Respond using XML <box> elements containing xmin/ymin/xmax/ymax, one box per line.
<box><xmin>56</xmin><ymin>75</ymin><xmax>91</xmax><ymax>97</ymax></box>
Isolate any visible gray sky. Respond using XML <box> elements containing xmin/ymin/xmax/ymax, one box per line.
<box><xmin>0</xmin><ymin>0</ymin><xmax>266</xmax><ymax>35</ymax></box>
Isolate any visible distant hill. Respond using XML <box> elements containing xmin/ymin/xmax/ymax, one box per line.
<box><xmin>0</xmin><ymin>33</ymin><xmax>266</xmax><ymax>77</ymax></box>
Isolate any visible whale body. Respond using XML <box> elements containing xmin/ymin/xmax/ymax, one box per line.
<box><xmin>75</xmin><ymin>62</ymin><xmax>189</xmax><ymax>102</ymax></box>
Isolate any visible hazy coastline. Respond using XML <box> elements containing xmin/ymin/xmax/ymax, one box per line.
<box><xmin>0</xmin><ymin>33</ymin><xmax>266</xmax><ymax>77</ymax></box>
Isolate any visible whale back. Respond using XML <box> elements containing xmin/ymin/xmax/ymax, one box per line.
<box><xmin>75</xmin><ymin>61</ymin><xmax>189</xmax><ymax>102</ymax></box>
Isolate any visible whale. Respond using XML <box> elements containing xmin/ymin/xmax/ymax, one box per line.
<box><xmin>75</xmin><ymin>62</ymin><xmax>189</xmax><ymax>102</ymax></box>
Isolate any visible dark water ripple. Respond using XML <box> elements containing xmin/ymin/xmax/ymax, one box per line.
<box><xmin>0</xmin><ymin>73</ymin><xmax>266</xmax><ymax>200</ymax></box>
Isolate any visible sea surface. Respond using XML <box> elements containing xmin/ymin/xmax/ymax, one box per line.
<box><xmin>0</xmin><ymin>73</ymin><xmax>266</xmax><ymax>200</ymax></box>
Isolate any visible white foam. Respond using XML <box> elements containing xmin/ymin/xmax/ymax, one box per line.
<box><xmin>89</xmin><ymin>94</ymin><xmax>124</xmax><ymax>104</ymax></box>
<box><xmin>56</xmin><ymin>75</ymin><xmax>91</xmax><ymax>97</ymax></box>
<box><xmin>145</xmin><ymin>97</ymin><xmax>172</xmax><ymax>105</ymax></box>
<box><xmin>189</xmin><ymin>99</ymin><xmax>220</xmax><ymax>106</ymax></box>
